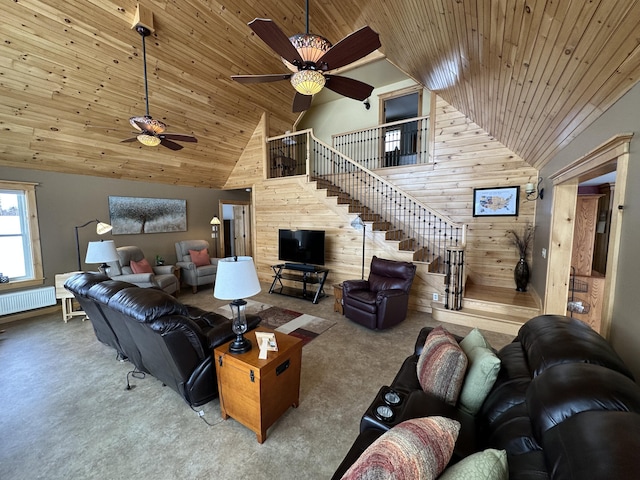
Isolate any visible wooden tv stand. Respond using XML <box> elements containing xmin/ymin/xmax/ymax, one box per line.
<box><xmin>269</xmin><ymin>263</ymin><xmax>328</xmax><ymax>304</ymax></box>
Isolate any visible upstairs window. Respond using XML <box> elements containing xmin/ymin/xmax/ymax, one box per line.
<box><xmin>0</xmin><ymin>181</ymin><xmax>43</xmax><ymax>287</ymax></box>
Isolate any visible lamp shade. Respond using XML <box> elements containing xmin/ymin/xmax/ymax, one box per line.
<box><xmin>85</xmin><ymin>240</ymin><xmax>119</xmax><ymax>264</ymax></box>
<box><xmin>213</xmin><ymin>256</ymin><xmax>261</xmax><ymax>300</ymax></box>
<box><xmin>96</xmin><ymin>222</ymin><xmax>113</xmax><ymax>235</ymax></box>
<box><xmin>290</xmin><ymin>70</ymin><xmax>326</xmax><ymax>95</ymax></box>
<box><xmin>210</xmin><ymin>216</ymin><xmax>221</xmax><ymax>225</ymax></box>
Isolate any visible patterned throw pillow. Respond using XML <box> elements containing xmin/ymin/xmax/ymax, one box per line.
<box><xmin>340</xmin><ymin>417</ymin><xmax>460</xmax><ymax>480</ymax></box>
<box><xmin>130</xmin><ymin>258</ymin><xmax>153</xmax><ymax>274</ymax></box>
<box><xmin>438</xmin><ymin>449</ymin><xmax>508</xmax><ymax>480</ymax></box>
<box><xmin>416</xmin><ymin>326</ymin><xmax>468</xmax><ymax>405</ymax></box>
<box><xmin>459</xmin><ymin>328</ymin><xmax>501</xmax><ymax>415</ymax></box>
<box><xmin>189</xmin><ymin>248</ymin><xmax>210</xmax><ymax>267</ymax></box>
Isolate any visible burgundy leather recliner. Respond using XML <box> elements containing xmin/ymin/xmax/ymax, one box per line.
<box><xmin>342</xmin><ymin>256</ymin><xmax>417</xmax><ymax>330</ymax></box>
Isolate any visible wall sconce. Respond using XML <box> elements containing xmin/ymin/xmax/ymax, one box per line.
<box><xmin>363</xmin><ymin>98</ymin><xmax>371</xmax><ymax>110</ymax></box>
<box><xmin>525</xmin><ymin>177</ymin><xmax>544</xmax><ymax>201</ymax></box>
<box><xmin>210</xmin><ymin>216</ymin><xmax>221</xmax><ymax>258</ymax></box>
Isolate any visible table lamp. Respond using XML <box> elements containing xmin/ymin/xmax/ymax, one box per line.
<box><xmin>213</xmin><ymin>256</ymin><xmax>261</xmax><ymax>354</ymax></box>
<box><xmin>85</xmin><ymin>240</ymin><xmax>119</xmax><ymax>275</ymax></box>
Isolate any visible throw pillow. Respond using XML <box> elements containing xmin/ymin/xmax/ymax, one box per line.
<box><xmin>459</xmin><ymin>329</ymin><xmax>501</xmax><ymax>415</ymax></box>
<box><xmin>340</xmin><ymin>417</ymin><xmax>460</xmax><ymax>480</ymax></box>
<box><xmin>130</xmin><ymin>258</ymin><xmax>153</xmax><ymax>274</ymax></box>
<box><xmin>460</xmin><ymin>327</ymin><xmax>490</xmax><ymax>351</ymax></box>
<box><xmin>416</xmin><ymin>326</ymin><xmax>468</xmax><ymax>405</ymax></box>
<box><xmin>438</xmin><ymin>449</ymin><xmax>508</xmax><ymax>480</ymax></box>
<box><xmin>189</xmin><ymin>248</ymin><xmax>210</xmax><ymax>267</ymax></box>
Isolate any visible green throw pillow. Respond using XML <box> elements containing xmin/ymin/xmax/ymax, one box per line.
<box><xmin>438</xmin><ymin>449</ymin><xmax>508</xmax><ymax>480</ymax></box>
<box><xmin>459</xmin><ymin>328</ymin><xmax>501</xmax><ymax>415</ymax></box>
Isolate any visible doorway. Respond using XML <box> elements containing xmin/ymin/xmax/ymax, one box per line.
<box><xmin>544</xmin><ymin>134</ymin><xmax>631</xmax><ymax>337</ymax></box>
<box><xmin>218</xmin><ymin>200</ymin><xmax>252</xmax><ymax>258</ymax></box>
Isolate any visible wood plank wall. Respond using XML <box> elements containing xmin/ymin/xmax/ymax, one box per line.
<box><xmin>225</xmin><ymin>94</ymin><xmax>538</xmax><ymax>312</ymax></box>
<box><xmin>380</xmin><ymin>96</ymin><xmax>539</xmax><ymax>289</ymax></box>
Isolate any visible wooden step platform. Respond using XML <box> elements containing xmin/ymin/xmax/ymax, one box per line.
<box><xmin>432</xmin><ymin>284</ymin><xmax>540</xmax><ymax>336</ymax></box>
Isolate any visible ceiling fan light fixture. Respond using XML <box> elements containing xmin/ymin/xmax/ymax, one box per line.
<box><xmin>282</xmin><ymin>33</ymin><xmax>332</xmax><ymax>72</ymax></box>
<box><xmin>137</xmin><ymin>133</ymin><xmax>161</xmax><ymax>147</ymax></box>
<box><xmin>291</xmin><ymin>70</ymin><xmax>325</xmax><ymax>95</ymax></box>
<box><xmin>129</xmin><ymin>116</ymin><xmax>167</xmax><ymax>134</ymax></box>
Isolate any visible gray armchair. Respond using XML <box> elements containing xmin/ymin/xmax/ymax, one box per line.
<box><xmin>107</xmin><ymin>246</ymin><xmax>179</xmax><ymax>295</ymax></box>
<box><xmin>174</xmin><ymin>240</ymin><xmax>219</xmax><ymax>293</ymax></box>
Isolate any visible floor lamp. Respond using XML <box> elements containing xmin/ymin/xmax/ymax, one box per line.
<box><xmin>210</xmin><ymin>216</ymin><xmax>221</xmax><ymax>258</ymax></box>
<box><xmin>351</xmin><ymin>215</ymin><xmax>366</xmax><ymax>279</ymax></box>
<box><xmin>74</xmin><ymin>219</ymin><xmax>113</xmax><ymax>270</ymax></box>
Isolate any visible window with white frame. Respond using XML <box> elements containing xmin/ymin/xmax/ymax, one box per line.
<box><xmin>0</xmin><ymin>181</ymin><xmax>43</xmax><ymax>286</ymax></box>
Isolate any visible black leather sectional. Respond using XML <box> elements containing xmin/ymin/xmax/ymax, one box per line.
<box><xmin>65</xmin><ymin>272</ymin><xmax>260</xmax><ymax>407</ymax></box>
<box><xmin>332</xmin><ymin>315</ymin><xmax>640</xmax><ymax>479</ymax></box>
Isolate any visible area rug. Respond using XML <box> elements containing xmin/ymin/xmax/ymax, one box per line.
<box><xmin>215</xmin><ymin>299</ymin><xmax>336</xmax><ymax>346</ymax></box>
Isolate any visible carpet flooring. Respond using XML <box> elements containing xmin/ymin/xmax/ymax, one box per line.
<box><xmin>0</xmin><ymin>284</ymin><xmax>514</xmax><ymax>480</ymax></box>
<box><xmin>215</xmin><ymin>300</ymin><xmax>337</xmax><ymax>345</ymax></box>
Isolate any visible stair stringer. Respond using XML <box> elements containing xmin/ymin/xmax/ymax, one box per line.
<box><xmin>301</xmin><ymin>178</ymin><xmax>447</xmax><ymax>314</ymax></box>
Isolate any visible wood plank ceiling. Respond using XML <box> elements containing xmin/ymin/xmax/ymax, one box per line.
<box><xmin>2</xmin><ymin>1</ymin><xmax>639</xmax><ymax>188</ymax></box>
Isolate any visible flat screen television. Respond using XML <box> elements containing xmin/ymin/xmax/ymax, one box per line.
<box><xmin>278</xmin><ymin>229</ymin><xmax>325</xmax><ymax>266</ymax></box>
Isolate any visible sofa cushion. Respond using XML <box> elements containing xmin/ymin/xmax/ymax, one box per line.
<box><xmin>130</xmin><ymin>258</ymin><xmax>153</xmax><ymax>274</ymax></box>
<box><xmin>416</xmin><ymin>326</ymin><xmax>468</xmax><ymax>405</ymax></box>
<box><xmin>459</xmin><ymin>329</ymin><xmax>501</xmax><ymax>415</ymax></box>
<box><xmin>107</xmin><ymin>287</ymin><xmax>188</xmax><ymax>322</ymax></box>
<box><xmin>340</xmin><ymin>416</ymin><xmax>460</xmax><ymax>480</ymax></box>
<box><xmin>526</xmin><ymin>362</ymin><xmax>640</xmax><ymax>439</ymax></box>
<box><xmin>542</xmin><ymin>411</ymin><xmax>640</xmax><ymax>480</ymax></box>
<box><xmin>518</xmin><ymin>314</ymin><xmax>634</xmax><ymax>379</ymax></box>
<box><xmin>189</xmin><ymin>248</ymin><xmax>210</xmax><ymax>267</ymax></box>
<box><xmin>438</xmin><ymin>449</ymin><xmax>508</xmax><ymax>480</ymax></box>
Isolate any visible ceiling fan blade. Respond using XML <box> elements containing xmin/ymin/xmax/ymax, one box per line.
<box><xmin>325</xmin><ymin>75</ymin><xmax>374</xmax><ymax>101</ymax></box>
<box><xmin>160</xmin><ymin>134</ymin><xmax>198</xmax><ymax>142</ymax></box>
<box><xmin>121</xmin><ymin>137</ymin><xmax>138</xmax><ymax>143</ymax></box>
<box><xmin>316</xmin><ymin>26</ymin><xmax>381</xmax><ymax>71</ymax></box>
<box><xmin>248</xmin><ymin>18</ymin><xmax>304</xmax><ymax>66</ymax></box>
<box><xmin>232</xmin><ymin>74</ymin><xmax>292</xmax><ymax>84</ymax></box>
<box><xmin>292</xmin><ymin>92</ymin><xmax>313</xmax><ymax>113</ymax></box>
<box><xmin>160</xmin><ymin>138</ymin><xmax>183</xmax><ymax>151</ymax></box>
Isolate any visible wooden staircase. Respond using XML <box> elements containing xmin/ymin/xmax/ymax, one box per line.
<box><xmin>310</xmin><ymin>176</ymin><xmax>540</xmax><ymax>336</ymax></box>
<box><xmin>314</xmin><ymin>177</ymin><xmax>428</xmax><ymax>260</ymax></box>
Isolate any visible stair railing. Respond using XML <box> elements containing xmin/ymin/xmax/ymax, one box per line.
<box><xmin>266</xmin><ymin>129</ymin><xmax>466</xmax><ymax>274</ymax></box>
<box><xmin>332</xmin><ymin>115</ymin><xmax>431</xmax><ymax>169</ymax></box>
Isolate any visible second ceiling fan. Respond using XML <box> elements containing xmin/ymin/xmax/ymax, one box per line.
<box><xmin>232</xmin><ymin>1</ymin><xmax>381</xmax><ymax>112</ymax></box>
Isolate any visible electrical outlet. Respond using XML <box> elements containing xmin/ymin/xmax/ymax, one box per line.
<box><xmin>432</xmin><ymin>293</ymin><xmax>439</xmax><ymax>302</ymax></box>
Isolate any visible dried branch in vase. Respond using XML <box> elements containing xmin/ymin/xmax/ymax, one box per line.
<box><xmin>507</xmin><ymin>223</ymin><xmax>535</xmax><ymax>258</ymax></box>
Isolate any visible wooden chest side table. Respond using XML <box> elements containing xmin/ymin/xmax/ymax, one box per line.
<box><xmin>214</xmin><ymin>329</ymin><xmax>303</xmax><ymax>443</ymax></box>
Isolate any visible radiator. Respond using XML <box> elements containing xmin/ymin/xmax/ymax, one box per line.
<box><xmin>0</xmin><ymin>286</ymin><xmax>56</xmax><ymax>316</ymax></box>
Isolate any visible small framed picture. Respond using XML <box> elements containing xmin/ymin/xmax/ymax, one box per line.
<box><xmin>473</xmin><ymin>186</ymin><xmax>520</xmax><ymax>217</ymax></box>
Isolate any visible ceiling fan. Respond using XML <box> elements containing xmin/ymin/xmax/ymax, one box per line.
<box><xmin>121</xmin><ymin>25</ymin><xmax>197</xmax><ymax>150</ymax></box>
<box><xmin>232</xmin><ymin>0</ymin><xmax>381</xmax><ymax>112</ymax></box>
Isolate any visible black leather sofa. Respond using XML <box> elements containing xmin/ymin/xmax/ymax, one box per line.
<box><xmin>65</xmin><ymin>272</ymin><xmax>260</xmax><ymax>407</ymax></box>
<box><xmin>332</xmin><ymin>315</ymin><xmax>640</xmax><ymax>479</ymax></box>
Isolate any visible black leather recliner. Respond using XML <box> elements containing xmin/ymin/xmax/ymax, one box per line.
<box><xmin>65</xmin><ymin>272</ymin><xmax>260</xmax><ymax>407</ymax></box>
<box><xmin>342</xmin><ymin>256</ymin><xmax>417</xmax><ymax>330</ymax></box>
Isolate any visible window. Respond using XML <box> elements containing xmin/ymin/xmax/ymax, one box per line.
<box><xmin>0</xmin><ymin>181</ymin><xmax>43</xmax><ymax>288</ymax></box>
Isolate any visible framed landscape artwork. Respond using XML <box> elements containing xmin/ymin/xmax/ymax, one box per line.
<box><xmin>472</xmin><ymin>186</ymin><xmax>520</xmax><ymax>217</ymax></box>
<box><xmin>108</xmin><ymin>196</ymin><xmax>187</xmax><ymax>234</ymax></box>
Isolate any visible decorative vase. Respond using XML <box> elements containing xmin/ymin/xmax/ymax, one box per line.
<box><xmin>514</xmin><ymin>257</ymin><xmax>530</xmax><ymax>292</ymax></box>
